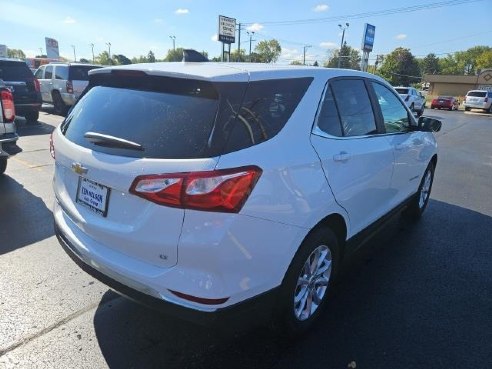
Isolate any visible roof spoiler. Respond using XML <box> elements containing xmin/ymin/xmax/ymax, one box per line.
<box><xmin>182</xmin><ymin>49</ymin><xmax>209</xmax><ymax>63</ymax></box>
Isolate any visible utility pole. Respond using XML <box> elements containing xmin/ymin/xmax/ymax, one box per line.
<box><xmin>71</xmin><ymin>45</ymin><xmax>76</xmax><ymax>62</ymax></box>
<box><xmin>303</xmin><ymin>45</ymin><xmax>312</xmax><ymax>65</ymax></box>
<box><xmin>106</xmin><ymin>42</ymin><xmax>111</xmax><ymax>65</ymax></box>
<box><xmin>38</xmin><ymin>47</ymin><xmax>43</xmax><ymax>56</ymax></box>
<box><xmin>169</xmin><ymin>35</ymin><xmax>176</xmax><ymax>51</ymax></box>
<box><xmin>237</xmin><ymin>23</ymin><xmax>242</xmax><ymax>62</ymax></box>
<box><xmin>337</xmin><ymin>22</ymin><xmax>349</xmax><ymax>68</ymax></box>
<box><xmin>90</xmin><ymin>43</ymin><xmax>95</xmax><ymax>63</ymax></box>
<box><xmin>247</xmin><ymin>31</ymin><xmax>255</xmax><ymax>62</ymax></box>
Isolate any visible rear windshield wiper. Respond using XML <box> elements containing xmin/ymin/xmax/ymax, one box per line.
<box><xmin>84</xmin><ymin>132</ymin><xmax>144</xmax><ymax>151</ymax></box>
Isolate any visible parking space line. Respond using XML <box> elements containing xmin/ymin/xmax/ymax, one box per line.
<box><xmin>11</xmin><ymin>157</ymin><xmax>51</xmax><ymax>172</ymax></box>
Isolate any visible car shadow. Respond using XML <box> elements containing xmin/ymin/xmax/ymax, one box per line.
<box><xmin>0</xmin><ymin>175</ymin><xmax>54</xmax><ymax>254</ymax></box>
<box><xmin>15</xmin><ymin>118</ymin><xmax>55</xmax><ymax>137</ymax></box>
<box><xmin>92</xmin><ymin>199</ymin><xmax>492</xmax><ymax>369</ymax></box>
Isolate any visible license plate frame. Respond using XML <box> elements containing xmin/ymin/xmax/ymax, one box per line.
<box><xmin>76</xmin><ymin>177</ymin><xmax>110</xmax><ymax>217</ymax></box>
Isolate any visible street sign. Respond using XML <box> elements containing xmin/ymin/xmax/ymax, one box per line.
<box><xmin>45</xmin><ymin>37</ymin><xmax>59</xmax><ymax>59</ymax></box>
<box><xmin>218</xmin><ymin>15</ymin><xmax>236</xmax><ymax>44</ymax></box>
<box><xmin>361</xmin><ymin>24</ymin><xmax>376</xmax><ymax>52</ymax></box>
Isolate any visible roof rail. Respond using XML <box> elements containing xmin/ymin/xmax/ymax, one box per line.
<box><xmin>182</xmin><ymin>49</ymin><xmax>209</xmax><ymax>63</ymax></box>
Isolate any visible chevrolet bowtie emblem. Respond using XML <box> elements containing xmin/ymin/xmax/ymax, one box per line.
<box><xmin>71</xmin><ymin>162</ymin><xmax>88</xmax><ymax>175</ymax></box>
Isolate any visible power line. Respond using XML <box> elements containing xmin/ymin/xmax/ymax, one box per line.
<box><xmin>243</xmin><ymin>0</ymin><xmax>484</xmax><ymax>26</ymax></box>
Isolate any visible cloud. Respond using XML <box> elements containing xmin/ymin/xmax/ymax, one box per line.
<box><xmin>281</xmin><ymin>47</ymin><xmax>301</xmax><ymax>61</ymax></box>
<box><xmin>395</xmin><ymin>34</ymin><xmax>407</xmax><ymax>40</ymax></box>
<box><xmin>320</xmin><ymin>41</ymin><xmax>338</xmax><ymax>49</ymax></box>
<box><xmin>175</xmin><ymin>8</ymin><xmax>189</xmax><ymax>15</ymax></box>
<box><xmin>211</xmin><ymin>34</ymin><xmax>218</xmax><ymax>42</ymax></box>
<box><xmin>246</xmin><ymin>23</ymin><xmax>264</xmax><ymax>32</ymax></box>
<box><xmin>313</xmin><ymin>4</ymin><xmax>329</xmax><ymax>12</ymax></box>
<box><xmin>63</xmin><ymin>16</ymin><xmax>76</xmax><ymax>24</ymax></box>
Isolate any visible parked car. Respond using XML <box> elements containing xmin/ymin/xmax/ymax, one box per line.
<box><xmin>0</xmin><ymin>57</ymin><xmax>42</xmax><ymax>123</ymax></box>
<box><xmin>52</xmin><ymin>62</ymin><xmax>441</xmax><ymax>335</ymax></box>
<box><xmin>0</xmin><ymin>86</ymin><xmax>21</xmax><ymax>174</ymax></box>
<box><xmin>430</xmin><ymin>96</ymin><xmax>460</xmax><ymax>110</ymax></box>
<box><xmin>394</xmin><ymin>86</ymin><xmax>426</xmax><ymax>116</ymax></box>
<box><xmin>35</xmin><ymin>62</ymin><xmax>102</xmax><ymax>115</ymax></box>
<box><xmin>463</xmin><ymin>90</ymin><xmax>492</xmax><ymax>113</ymax></box>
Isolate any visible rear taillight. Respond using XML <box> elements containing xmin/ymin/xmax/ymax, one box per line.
<box><xmin>34</xmin><ymin>78</ymin><xmax>41</xmax><ymax>92</ymax></box>
<box><xmin>0</xmin><ymin>89</ymin><xmax>16</xmax><ymax>122</ymax></box>
<box><xmin>129</xmin><ymin>166</ymin><xmax>262</xmax><ymax>213</ymax></box>
<box><xmin>485</xmin><ymin>97</ymin><xmax>489</xmax><ymax>103</ymax></box>
<box><xmin>49</xmin><ymin>132</ymin><xmax>55</xmax><ymax>159</ymax></box>
<box><xmin>405</xmin><ymin>95</ymin><xmax>410</xmax><ymax>102</ymax></box>
<box><xmin>66</xmin><ymin>80</ymin><xmax>73</xmax><ymax>94</ymax></box>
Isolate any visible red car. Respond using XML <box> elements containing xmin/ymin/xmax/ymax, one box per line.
<box><xmin>431</xmin><ymin>96</ymin><xmax>459</xmax><ymax>111</ymax></box>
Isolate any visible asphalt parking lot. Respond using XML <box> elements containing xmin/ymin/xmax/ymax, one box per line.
<box><xmin>0</xmin><ymin>109</ymin><xmax>491</xmax><ymax>369</ymax></box>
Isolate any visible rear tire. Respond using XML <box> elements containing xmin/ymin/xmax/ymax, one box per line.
<box><xmin>403</xmin><ymin>162</ymin><xmax>435</xmax><ymax>221</ymax></box>
<box><xmin>277</xmin><ymin>226</ymin><xmax>340</xmax><ymax>337</ymax></box>
<box><xmin>0</xmin><ymin>158</ymin><xmax>7</xmax><ymax>175</ymax></box>
<box><xmin>53</xmin><ymin>92</ymin><xmax>67</xmax><ymax>116</ymax></box>
<box><xmin>464</xmin><ymin>106</ymin><xmax>470</xmax><ymax>112</ymax></box>
<box><xmin>24</xmin><ymin>110</ymin><xmax>39</xmax><ymax>124</ymax></box>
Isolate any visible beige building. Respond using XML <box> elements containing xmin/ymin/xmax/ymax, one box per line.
<box><xmin>424</xmin><ymin>68</ymin><xmax>492</xmax><ymax>97</ymax></box>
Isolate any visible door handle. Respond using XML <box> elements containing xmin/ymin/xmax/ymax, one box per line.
<box><xmin>333</xmin><ymin>151</ymin><xmax>351</xmax><ymax>162</ymax></box>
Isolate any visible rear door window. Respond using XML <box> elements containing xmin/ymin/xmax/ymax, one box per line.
<box><xmin>329</xmin><ymin>79</ymin><xmax>377</xmax><ymax>137</ymax></box>
<box><xmin>55</xmin><ymin>66</ymin><xmax>68</xmax><ymax>80</ymax></box>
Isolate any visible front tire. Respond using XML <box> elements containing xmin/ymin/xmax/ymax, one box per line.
<box><xmin>403</xmin><ymin>162</ymin><xmax>435</xmax><ymax>220</ymax></box>
<box><xmin>277</xmin><ymin>227</ymin><xmax>340</xmax><ymax>336</ymax></box>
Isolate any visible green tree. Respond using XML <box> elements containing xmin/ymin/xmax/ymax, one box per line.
<box><xmin>113</xmin><ymin>54</ymin><xmax>132</xmax><ymax>65</ymax></box>
<box><xmin>439</xmin><ymin>46</ymin><xmax>492</xmax><ymax>75</ymax></box>
<box><xmin>147</xmin><ymin>50</ymin><xmax>156</xmax><ymax>63</ymax></box>
<box><xmin>7</xmin><ymin>48</ymin><xmax>26</xmax><ymax>59</ymax></box>
<box><xmin>290</xmin><ymin>60</ymin><xmax>303</xmax><ymax>65</ymax></box>
<box><xmin>230</xmin><ymin>48</ymin><xmax>247</xmax><ymax>62</ymax></box>
<box><xmin>79</xmin><ymin>58</ymin><xmax>90</xmax><ymax>63</ymax></box>
<box><xmin>254</xmin><ymin>40</ymin><xmax>281</xmax><ymax>63</ymax></box>
<box><xmin>476</xmin><ymin>50</ymin><xmax>492</xmax><ymax>72</ymax></box>
<box><xmin>96</xmin><ymin>51</ymin><xmax>112</xmax><ymax>65</ymax></box>
<box><xmin>420</xmin><ymin>53</ymin><xmax>440</xmax><ymax>75</ymax></box>
<box><xmin>324</xmin><ymin>44</ymin><xmax>361</xmax><ymax>70</ymax></box>
<box><xmin>164</xmin><ymin>48</ymin><xmax>184</xmax><ymax>62</ymax></box>
<box><xmin>379</xmin><ymin>47</ymin><xmax>421</xmax><ymax>86</ymax></box>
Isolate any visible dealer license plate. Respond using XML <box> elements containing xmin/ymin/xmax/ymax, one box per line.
<box><xmin>76</xmin><ymin>177</ymin><xmax>110</xmax><ymax>217</ymax></box>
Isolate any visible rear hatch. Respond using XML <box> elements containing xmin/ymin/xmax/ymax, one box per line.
<box><xmin>68</xmin><ymin>65</ymin><xmax>102</xmax><ymax>98</ymax></box>
<box><xmin>0</xmin><ymin>60</ymin><xmax>40</xmax><ymax>105</ymax></box>
<box><xmin>466</xmin><ymin>91</ymin><xmax>487</xmax><ymax>104</ymax></box>
<box><xmin>53</xmin><ymin>69</ymin><xmax>248</xmax><ymax>268</ymax></box>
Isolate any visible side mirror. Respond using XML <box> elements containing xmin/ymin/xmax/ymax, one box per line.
<box><xmin>418</xmin><ymin>116</ymin><xmax>442</xmax><ymax>132</ymax></box>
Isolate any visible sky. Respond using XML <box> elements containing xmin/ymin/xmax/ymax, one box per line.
<box><xmin>0</xmin><ymin>0</ymin><xmax>491</xmax><ymax>65</ymax></box>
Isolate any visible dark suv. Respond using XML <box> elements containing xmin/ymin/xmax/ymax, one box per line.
<box><xmin>0</xmin><ymin>58</ymin><xmax>42</xmax><ymax>123</ymax></box>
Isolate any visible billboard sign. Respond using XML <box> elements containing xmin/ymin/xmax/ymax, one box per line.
<box><xmin>45</xmin><ymin>37</ymin><xmax>59</xmax><ymax>59</ymax></box>
<box><xmin>362</xmin><ymin>24</ymin><xmax>376</xmax><ymax>52</ymax></box>
<box><xmin>218</xmin><ymin>15</ymin><xmax>236</xmax><ymax>44</ymax></box>
<box><xmin>0</xmin><ymin>45</ymin><xmax>7</xmax><ymax>58</ymax></box>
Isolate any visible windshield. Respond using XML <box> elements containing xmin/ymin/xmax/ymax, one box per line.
<box><xmin>0</xmin><ymin>62</ymin><xmax>33</xmax><ymax>81</ymax></box>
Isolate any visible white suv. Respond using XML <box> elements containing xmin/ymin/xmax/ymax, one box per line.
<box><xmin>52</xmin><ymin>61</ymin><xmax>441</xmax><ymax>334</ymax></box>
<box><xmin>394</xmin><ymin>86</ymin><xmax>426</xmax><ymax>116</ymax></box>
<box><xmin>464</xmin><ymin>90</ymin><xmax>492</xmax><ymax>113</ymax></box>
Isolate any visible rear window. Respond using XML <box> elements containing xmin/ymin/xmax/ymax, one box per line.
<box><xmin>68</xmin><ymin>66</ymin><xmax>101</xmax><ymax>81</ymax></box>
<box><xmin>467</xmin><ymin>91</ymin><xmax>486</xmax><ymax>97</ymax></box>
<box><xmin>55</xmin><ymin>66</ymin><xmax>68</xmax><ymax>80</ymax></box>
<box><xmin>395</xmin><ymin>88</ymin><xmax>409</xmax><ymax>94</ymax></box>
<box><xmin>0</xmin><ymin>62</ymin><xmax>33</xmax><ymax>81</ymax></box>
<box><xmin>61</xmin><ymin>74</ymin><xmax>312</xmax><ymax>159</ymax></box>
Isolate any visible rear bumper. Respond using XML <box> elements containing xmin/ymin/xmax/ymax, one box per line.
<box><xmin>55</xmin><ymin>221</ymin><xmax>279</xmax><ymax>326</ymax></box>
<box><xmin>464</xmin><ymin>102</ymin><xmax>490</xmax><ymax>109</ymax></box>
<box><xmin>15</xmin><ymin>103</ymin><xmax>41</xmax><ymax>115</ymax></box>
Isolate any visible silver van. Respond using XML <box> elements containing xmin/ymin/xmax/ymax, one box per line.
<box><xmin>35</xmin><ymin>63</ymin><xmax>102</xmax><ymax>115</ymax></box>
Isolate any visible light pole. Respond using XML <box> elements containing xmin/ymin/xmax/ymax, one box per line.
<box><xmin>71</xmin><ymin>45</ymin><xmax>76</xmax><ymax>62</ymax></box>
<box><xmin>337</xmin><ymin>23</ymin><xmax>349</xmax><ymax>68</ymax></box>
<box><xmin>169</xmin><ymin>35</ymin><xmax>176</xmax><ymax>51</ymax></box>
<box><xmin>247</xmin><ymin>31</ymin><xmax>255</xmax><ymax>62</ymax></box>
<box><xmin>303</xmin><ymin>45</ymin><xmax>312</xmax><ymax>65</ymax></box>
<box><xmin>106</xmin><ymin>42</ymin><xmax>111</xmax><ymax>65</ymax></box>
<box><xmin>90</xmin><ymin>43</ymin><xmax>95</xmax><ymax>63</ymax></box>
